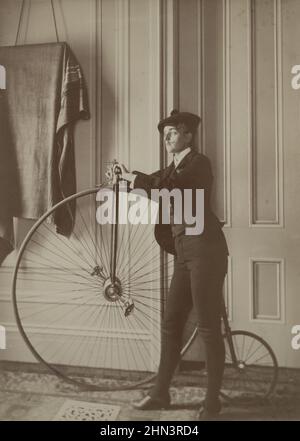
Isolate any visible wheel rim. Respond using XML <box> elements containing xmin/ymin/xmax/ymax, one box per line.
<box><xmin>12</xmin><ymin>185</ymin><xmax>173</xmax><ymax>390</ymax></box>
<box><xmin>221</xmin><ymin>330</ymin><xmax>278</xmax><ymax>400</ymax></box>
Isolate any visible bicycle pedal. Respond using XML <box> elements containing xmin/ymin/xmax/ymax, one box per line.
<box><xmin>91</xmin><ymin>266</ymin><xmax>106</xmax><ymax>279</ymax></box>
<box><xmin>124</xmin><ymin>303</ymin><xmax>135</xmax><ymax>317</ymax></box>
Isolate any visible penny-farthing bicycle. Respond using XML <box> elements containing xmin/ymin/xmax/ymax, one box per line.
<box><xmin>12</xmin><ymin>162</ymin><xmax>278</xmax><ymax>399</ymax></box>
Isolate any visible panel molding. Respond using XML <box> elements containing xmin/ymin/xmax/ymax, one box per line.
<box><xmin>149</xmin><ymin>0</ymin><xmax>161</xmax><ymax>172</ymax></box>
<box><xmin>0</xmin><ymin>290</ymin><xmax>125</xmax><ymax>308</ymax></box>
<box><xmin>0</xmin><ymin>320</ymin><xmax>151</xmax><ymax>340</ymax></box>
<box><xmin>249</xmin><ymin>257</ymin><xmax>285</xmax><ymax>323</ymax></box>
<box><xmin>222</xmin><ymin>0</ymin><xmax>232</xmax><ymax>227</ymax></box>
<box><xmin>88</xmin><ymin>0</ymin><xmax>98</xmax><ymax>189</ymax></box>
<box><xmin>248</xmin><ymin>0</ymin><xmax>284</xmax><ymax>227</ymax></box>
<box><xmin>161</xmin><ymin>0</ymin><xmax>179</xmax><ymax>131</ymax></box>
<box><xmin>201</xmin><ymin>0</ymin><xmax>231</xmax><ymax>226</ymax></box>
<box><xmin>115</xmin><ymin>0</ymin><xmax>130</xmax><ymax>168</ymax></box>
<box><xmin>197</xmin><ymin>0</ymin><xmax>204</xmax><ymax>154</ymax></box>
<box><xmin>95</xmin><ymin>0</ymin><xmax>103</xmax><ymax>186</ymax></box>
<box><xmin>159</xmin><ymin>0</ymin><xmax>179</xmax><ymax>307</ymax></box>
<box><xmin>224</xmin><ymin>255</ymin><xmax>233</xmax><ymax>321</ymax></box>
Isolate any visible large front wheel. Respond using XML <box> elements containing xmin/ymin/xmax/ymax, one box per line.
<box><xmin>12</xmin><ymin>186</ymin><xmax>173</xmax><ymax>391</ymax></box>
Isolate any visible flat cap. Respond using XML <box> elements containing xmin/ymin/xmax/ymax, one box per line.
<box><xmin>157</xmin><ymin>109</ymin><xmax>201</xmax><ymax>134</ymax></box>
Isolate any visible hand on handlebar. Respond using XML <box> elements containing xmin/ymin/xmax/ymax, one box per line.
<box><xmin>114</xmin><ymin>162</ymin><xmax>137</xmax><ymax>187</ymax></box>
<box><xmin>115</xmin><ymin>163</ymin><xmax>129</xmax><ymax>176</ymax></box>
<box><xmin>105</xmin><ymin>161</ymin><xmax>132</xmax><ymax>183</ymax></box>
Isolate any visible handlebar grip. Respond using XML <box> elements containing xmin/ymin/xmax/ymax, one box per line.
<box><xmin>114</xmin><ymin>165</ymin><xmax>122</xmax><ymax>175</ymax></box>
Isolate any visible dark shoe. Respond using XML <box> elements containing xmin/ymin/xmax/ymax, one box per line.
<box><xmin>197</xmin><ymin>400</ymin><xmax>221</xmax><ymax>421</ymax></box>
<box><xmin>132</xmin><ymin>394</ymin><xmax>170</xmax><ymax>410</ymax></box>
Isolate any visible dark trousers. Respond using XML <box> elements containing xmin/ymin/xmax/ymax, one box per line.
<box><xmin>150</xmin><ymin>232</ymin><xmax>228</xmax><ymax>410</ymax></box>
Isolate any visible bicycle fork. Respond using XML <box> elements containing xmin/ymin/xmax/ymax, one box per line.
<box><xmin>92</xmin><ymin>162</ymin><xmax>135</xmax><ymax>317</ymax></box>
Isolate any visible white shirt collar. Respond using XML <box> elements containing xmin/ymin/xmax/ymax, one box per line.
<box><xmin>173</xmin><ymin>147</ymin><xmax>192</xmax><ymax>168</ymax></box>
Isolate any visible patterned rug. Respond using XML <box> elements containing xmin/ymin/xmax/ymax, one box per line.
<box><xmin>0</xmin><ymin>365</ymin><xmax>299</xmax><ymax>420</ymax></box>
<box><xmin>53</xmin><ymin>399</ymin><xmax>120</xmax><ymax>421</ymax></box>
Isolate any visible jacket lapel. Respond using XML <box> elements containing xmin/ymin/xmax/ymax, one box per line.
<box><xmin>163</xmin><ymin>149</ymin><xmax>197</xmax><ymax>177</ymax></box>
<box><xmin>155</xmin><ymin>150</ymin><xmax>197</xmax><ymax>256</ymax></box>
<box><xmin>175</xmin><ymin>149</ymin><xmax>197</xmax><ymax>172</ymax></box>
<box><xmin>162</xmin><ymin>161</ymin><xmax>175</xmax><ymax>179</ymax></box>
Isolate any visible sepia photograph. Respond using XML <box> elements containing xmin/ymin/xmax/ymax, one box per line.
<box><xmin>0</xmin><ymin>0</ymin><xmax>299</xmax><ymax>424</ymax></box>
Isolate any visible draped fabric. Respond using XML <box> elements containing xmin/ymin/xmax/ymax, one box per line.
<box><xmin>0</xmin><ymin>42</ymin><xmax>90</xmax><ymax>265</ymax></box>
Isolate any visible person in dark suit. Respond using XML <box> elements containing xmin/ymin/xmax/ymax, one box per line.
<box><xmin>116</xmin><ymin>110</ymin><xmax>229</xmax><ymax>420</ymax></box>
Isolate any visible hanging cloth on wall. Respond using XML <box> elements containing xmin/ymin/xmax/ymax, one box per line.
<box><xmin>0</xmin><ymin>41</ymin><xmax>90</xmax><ymax>265</ymax></box>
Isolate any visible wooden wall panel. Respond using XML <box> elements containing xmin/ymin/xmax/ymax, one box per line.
<box><xmin>250</xmin><ymin>0</ymin><xmax>283</xmax><ymax>225</ymax></box>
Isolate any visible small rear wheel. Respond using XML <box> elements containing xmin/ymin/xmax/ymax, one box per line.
<box><xmin>221</xmin><ymin>330</ymin><xmax>278</xmax><ymax>400</ymax></box>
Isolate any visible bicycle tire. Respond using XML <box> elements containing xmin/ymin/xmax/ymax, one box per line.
<box><xmin>12</xmin><ymin>185</ymin><xmax>173</xmax><ymax>391</ymax></box>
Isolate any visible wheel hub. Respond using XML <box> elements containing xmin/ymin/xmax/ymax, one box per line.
<box><xmin>237</xmin><ymin>361</ymin><xmax>246</xmax><ymax>371</ymax></box>
<box><xmin>103</xmin><ymin>277</ymin><xmax>135</xmax><ymax>317</ymax></box>
<box><xmin>103</xmin><ymin>277</ymin><xmax>122</xmax><ymax>302</ymax></box>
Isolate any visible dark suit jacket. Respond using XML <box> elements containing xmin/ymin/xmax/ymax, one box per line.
<box><xmin>132</xmin><ymin>149</ymin><xmax>229</xmax><ymax>256</ymax></box>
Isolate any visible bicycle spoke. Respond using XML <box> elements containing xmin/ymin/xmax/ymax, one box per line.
<box><xmin>12</xmin><ymin>187</ymin><xmax>201</xmax><ymax>391</ymax></box>
<box><xmin>222</xmin><ymin>332</ymin><xmax>277</xmax><ymax>400</ymax></box>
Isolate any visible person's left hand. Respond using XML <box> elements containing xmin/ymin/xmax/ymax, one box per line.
<box><xmin>115</xmin><ymin>163</ymin><xmax>130</xmax><ymax>176</ymax></box>
<box><xmin>114</xmin><ymin>163</ymin><xmax>135</xmax><ymax>182</ymax></box>
<box><xmin>105</xmin><ymin>162</ymin><xmax>134</xmax><ymax>183</ymax></box>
